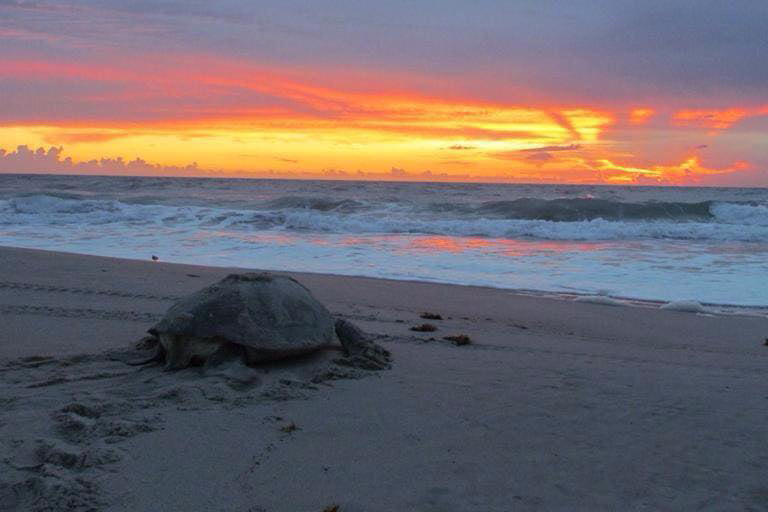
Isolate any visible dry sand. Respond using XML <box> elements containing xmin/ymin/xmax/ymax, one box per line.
<box><xmin>0</xmin><ymin>246</ymin><xmax>767</xmax><ymax>511</ymax></box>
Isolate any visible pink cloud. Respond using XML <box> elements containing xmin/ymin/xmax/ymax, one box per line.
<box><xmin>0</xmin><ymin>145</ymin><xmax>199</xmax><ymax>175</ymax></box>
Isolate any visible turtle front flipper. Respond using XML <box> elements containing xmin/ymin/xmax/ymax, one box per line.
<box><xmin>113</xmin><ymin>335</ymin><xmax>166</xmax><ymax>366</ymax></box>
<box><xmin>334</xmin><ymin>319</ymin><xmax>391</xmax><ymax>370</ymax></box>
<box><xmin>160</xmin><ymin>334</ymin><xmax>226</xmax><ymax>370</ymax></box>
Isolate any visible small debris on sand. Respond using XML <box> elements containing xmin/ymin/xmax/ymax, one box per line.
<box><xmin>186</xmin><ymin>273</ymin><xmax>200</xmax><ymax>278</ymax></box>
<box><xmin>151</xmin><ymin>255</ymin><xmax>159</xmax><ymax>261</ymax></box>
<box><xmin>513</xmin><ymin>323</ymin><xmax>529</xmax><ymax>330</ymax></box>
<box><xmin>322</xmin><ymin>506</ymin><xmax>340</xmax><ymax>512</ymax></box>
<box><xmin>443</xmin><ymin>334</ymin><xmax>472</xmax><ymax>346</ymax></box>
<box><xmin>411</xmin><ymin>323</ymin><xmax>438</xmax><ymax>332</ymax></box>
<box><xmin>420</xmin><ymin>312</ymin><xmax>443</xmax><ymax>320</ymax></box>
<box><xmin>280</xmin><ymin>422</ymin><xmax>299</xmax><ymax>433</ymax></box>
<box><xmin>764</xmin><ymin>338</ymin><xmax>768</xmax><ymax>347</ymax></box>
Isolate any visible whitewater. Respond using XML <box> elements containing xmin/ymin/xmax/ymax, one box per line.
<box><xmin>1</xmin><ymin>174</ymin><xmax>767</xmax><ymax>306</ymax></box>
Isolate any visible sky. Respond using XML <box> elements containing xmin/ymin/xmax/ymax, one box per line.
<box><xmin>1</xmin><ymin>0</ymin><xmax>767</xmax><ymax>185</ymax></box>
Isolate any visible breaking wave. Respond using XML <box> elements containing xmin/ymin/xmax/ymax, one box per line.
<box><xmin>1</xmin><ymin>194</ymin><xmax>767</xmax><ymax>242</ymax></box>
<box><xmin>470</xmin><ymin>198</ymin><xmax>715</xmax><ymax>221</ymax></box>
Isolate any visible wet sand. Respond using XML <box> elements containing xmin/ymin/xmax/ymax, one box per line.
<box><xmin>1</xmin><ymin>246</ymin><xmax>767</xmax><ymax>511</ymax></box>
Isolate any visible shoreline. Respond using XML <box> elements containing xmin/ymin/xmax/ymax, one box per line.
<box><xmin>2</xmin><ymin>244</ymin><xmax>766</xmax><ymax>316</ymax></box>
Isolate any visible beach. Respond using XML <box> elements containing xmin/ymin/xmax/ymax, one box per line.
<box><xmin>0</xmin><ymin>245</ymin><xmax>767</xmax><ymax>511</ymax></box>
<box><xmin>4</xmin><ymin>0</ymin><xmax>768</xmax><ymax>509</ymax></box>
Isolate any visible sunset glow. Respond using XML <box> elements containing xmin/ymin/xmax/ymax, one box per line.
<box><xmin>1</xmin><ymin>1</ymin><xmax>766</xmax><ymax>186</ymax></box>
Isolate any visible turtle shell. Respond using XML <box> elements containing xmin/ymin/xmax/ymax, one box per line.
<box><xmin>150</xmin><ymin>273</ymin><xmax>336</xmax><ymax>365</ymax></box>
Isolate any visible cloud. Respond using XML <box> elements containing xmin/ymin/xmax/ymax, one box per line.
<box><xmin>692</xmin><ymin>165</ymin><xmax>768</xmax><ymax>187</ymax></box>
<box><xmin>40</xmin><ymin>131</ymin><xmax>137</xmax><ymax>144</ymax></box>
<box><xmin>0</xmin><ymin>145</ymin><xmax>199</xmax><ymax>175</ymax></box>
<box><xmin>3</xmin><ymin>143</ymin><xmax>764</xmax><ymax>186</ymax></box>
<box><xmin>584</xmin><ymin>2</ymin><xmax>768</xmax><ymax>93</ymax></box>
<box><xmin>0</xmin><ymin>57</ymin><xmax>584</xmax><ymax>144</ymax></box>
<box><xmin>488</xmin><ymin>143</ymin><xmax>581</xmax><ymax>163</ymax></box>
<box><xmin>0</xmin><ymin>0</ymin><xmax>250</xmax><ymax>24</ymax></box>
<box><xmin>446</xmin><ymin>144</ymin><xmax>475</xmax><ymax>150</ymax></box>
<box><xmin>525</xmin><ymin>152</ymin><xmax>554</xmax><ymax>163</ymax></box>
<box><xmin>0</xmin><ymin>145</ymin><xmax>66</xmax><ymax>171</ymax></box>
<box><xmin>90</xmin><ymin>0</ymin><xmax>254</xmax><ymax>22</ymax></box>
<box><xmin>0</xmin><ymin>1</ymin><xmax>43</xmax><ymax>8</ymax></box>
<box><xmin>628</xmin><ymin>108</ymin><xmax>655</xmax><ymax>125</ymax></box>
<box><xmin>672</xmin><ymin>108</ymin><xmax>750</xmax><ymax>131</ymax></box>
<box><xmin>518</xmin><ymin>144</ymin><xmax>581</xmax><ymax>153</ymax></box>
<box><xmin>3</xmin><ymin>0</ymin><xmax>767</xmax><ymax>107</ymax></box>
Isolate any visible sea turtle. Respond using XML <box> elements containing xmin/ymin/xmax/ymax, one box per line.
<box><xmin>140</xmin><ymin>273</ymin><xmax>390</xmax><ymax>370</ymax></box>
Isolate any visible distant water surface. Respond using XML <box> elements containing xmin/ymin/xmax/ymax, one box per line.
<box><xmin>1</xmin><ymin>174</ymin><xmax>767</xmax><ymax>306</ymax></box>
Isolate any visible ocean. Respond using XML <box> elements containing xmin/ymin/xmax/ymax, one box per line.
<box><xmin>1</xmin><ymin>174</ymin><xmax>766</xmax><ymax>307</ymax></box>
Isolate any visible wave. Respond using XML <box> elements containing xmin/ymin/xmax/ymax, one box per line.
<box><xmin>424</xmin><ymin>197</ymin><xmax>739</xmax><ymax>222</ymax></box>
<box><xmin>470</xmin><ymin>198</ymin><xmax>715</xmax><ymax>221</ymax></box>
<box><xmin>273</xmin><ymin>210</ymin><xmax>768</xmax><ymax>242</ymax></box>
<box><xmin>1</xmin><ymin>194</ymin><xmax>768</xmax><ymax>242</ymax></box>
<box><xmin>710</xmin><ymin>202</ymin><xmax>768</xmax><ymax>226</ymax></box>
<box><xmin>264</xmin><ymin>196</ymin><xmax>368</xmax><ymax>213</ymax></box>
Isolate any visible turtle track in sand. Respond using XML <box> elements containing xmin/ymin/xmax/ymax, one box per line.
<box><xmin>0</xmin><ymin>304</ymin><xmax>162</xmax><ymax>323</ymax></box>
<box><xmin>0</xmin><ymin>343</ymin><xmax>381</xmax><ymax>511</ymax></box>
<box><xmin>0</xmin><ymin>279</ymin><xmax>175</xmax><ymax>323</ymax></box>
<box><xmin>0</xmin><ymin>280</ymin><xmax>182</xmax><ymax>302</ymax></box>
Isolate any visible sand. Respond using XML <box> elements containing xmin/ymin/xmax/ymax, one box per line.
<box><xmin>0</xmin><ymin>246</ymin><xmax>767</xmax><ymax>511</ymax></box>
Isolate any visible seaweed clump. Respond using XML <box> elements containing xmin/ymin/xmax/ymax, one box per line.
<box><xmin>443</xmin><ymin>334</ymin><xmax>472</xmax><ymax>346</ymax></box>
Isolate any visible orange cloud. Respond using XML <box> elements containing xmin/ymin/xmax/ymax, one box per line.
<box><xmin>40</xmin><ymin>131</ymin><xmax>139</xmax><ymax>144</ymax></box>
<box><xmin>590</xmin><ymin>156</ymin><xmax>752</xmax><ymax>185</ymax></box>
<box><xmin>629</xmin><ymin>108</ymin><xmax>655</xmax><ymax>125</ymax></box>
<box><xmin>0</xmin><ymin>57</ymin><xmax>609</xmax><ymax>143</ymax></box>
<box><xmin>672</xmin><ymin>108</ymin><xmax>748</xmax><ymax>131</ymax></box>
<box><xmin>1</xmin><ymin>54</ymin><xmax>766</xmax><ymax>186</ymax></box>
<box><xmin>560</xmin><ymin>109</ymin><xmax>614</xmax><ymax>141</ymax></box>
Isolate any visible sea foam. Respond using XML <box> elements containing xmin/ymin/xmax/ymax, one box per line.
<box><xmin>2</xmin><ymin>194</ymin><xmax>768</xmax><ymax>243</ymax></box>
